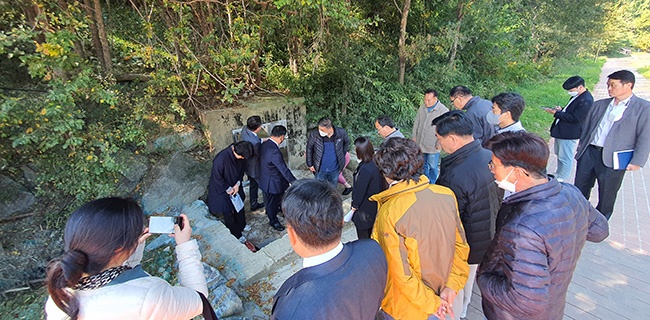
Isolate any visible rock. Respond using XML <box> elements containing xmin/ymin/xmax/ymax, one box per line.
<box><xmin>140</xmin><ymin>152</ymin><xmax>210</xmax><ymax>214</ymax></box>
<box><xmin>210</xmin><ymin>284</ymin><xmax>244</xmax><ymax>318</ymax></box>
<box><xmin>203</xmin><ymin>262</ymin><xmax>226</xmax><ymax>288</ymax></box>
<box><xmin>116</xmin><ymin>150</ymin><xmax>149</xmax><ymax>183</ymax></box>
<box><xmin>114</xmin><ymin>151</ymin><xmax>150</xmax><ymax>195</ymax></box>
<box><xmin>0</xmin><ymin>175</ymin><xmax>35</xmax><ymax>218</ymax></box>
<box><xmin>20</xmin><ymin>164</ymin><xmax>38</xmax><ymax>189</ymax></box>
<box><xmin>145</xmin><ymin>234</ymin><xmax>174</xmax><ymax>251</ymax></box>
<box><xmin>149</xmin><ymin>130</ymin><xmax>203</xmax><ymax>153</ymax></box>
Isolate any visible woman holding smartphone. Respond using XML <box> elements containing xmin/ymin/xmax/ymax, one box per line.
<box><xmin>45</xmin><ymin>197</ymin><xmax>209</xmax><ymax>320</ymax></box>
<box><xmin>350</xmin><ymin>137</ymin><xmax>386</xmax><ymax>239</ymax></box>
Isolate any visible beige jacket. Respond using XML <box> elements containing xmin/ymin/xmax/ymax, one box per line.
<box><xmin>412</xmin><ymin>101</ymin><xmax>449</xmax><ymax>154</ymax></box>
<box><xmin>371</xmin><ymin>176</ymin><xmax>470</xmax><ymax>319</ymax></box>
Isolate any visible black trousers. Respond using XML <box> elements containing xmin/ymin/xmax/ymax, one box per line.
<box><xmin>574</xmin><ymin>145</ymin><xmax>626</xmax><ymax>220</ymax></box>
<box><xmin>263</xmin><ymin>191</ymin><xmax>283</xmax><ymax>225</ymax></box>
<box><xmin>249</xmin><ymin>177</ymin><xmax>261</xmax><ymax>205</ymax></box>
<box><xmin>215</xmin><ymin>209</ymin><xmax>246</xmax><ymax>239</ymax></box>
<box><xmin>355</xmin><ymin>226</ymin><xmax>373</xmax><ymax>240</ymax></box>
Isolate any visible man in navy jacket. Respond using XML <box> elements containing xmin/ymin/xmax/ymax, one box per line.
<box><xmin>272</xmin><ymin>179</ymin><xmax>387</xmax><ymax>320</ymax></box>
<box><xmin>259</xmin><ymin>125</ymin><xmax>296</xmax><ymax>231</ymax></box>
<box><xmin>545</xmin><ymin>76</ymin><xmax>593</xmax><ymax>182</ymax></box>
<box><xmin>207</xmin><ymin>141</ymin><xmax>256</xmax><ymax>250</ymax></box>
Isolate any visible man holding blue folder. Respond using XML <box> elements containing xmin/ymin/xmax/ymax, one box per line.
<box><xmin>574</xmin><ymin>70</ymin><xmax>650</xmax><ymax>220</ymax></box>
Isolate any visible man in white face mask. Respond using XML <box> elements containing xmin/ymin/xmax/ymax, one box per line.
<box><xmin>306</xmin><ymin>117</ymin><xmax>350</xmax><ymax>188</ymax></box>
<box><xmin>486</xmin><ymin>92</ymin><xmax>526</xmax><ymax>134</ymax></box>
<box><xmin>479</xmin><ymin>131</ymin><xmax>609</xmax><ymax>320</ymax></box>
<box><xmin>544</xmin><ymin>76</ymin><xmax>593</xmax><ymax>183</ymax></box>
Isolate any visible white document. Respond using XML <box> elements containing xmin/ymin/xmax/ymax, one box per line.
<box><xmin>343</xmin><ymin>209</ymin><xmax>355</xmax><ymax>222</ymax></box>
<box><xmin>231</xmin><ymin>193</ymin><xmax>245</xmax><ymax>212</ymax></box>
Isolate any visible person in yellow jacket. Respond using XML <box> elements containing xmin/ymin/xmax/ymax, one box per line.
<box><xmin>372</xmin><ymin>137</ymin><xmax>470</xmax><ymax>320</ymax></box>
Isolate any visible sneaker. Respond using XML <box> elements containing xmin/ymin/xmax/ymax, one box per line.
<box><xmin>243</xmin><ymin>224</ymin><xmax>251</xmax><ymax>232</ymax></box>
<box><xmin>342</xmin><ymin>187</ymin><xmax>353</xmax><ymax>195</ymax></box>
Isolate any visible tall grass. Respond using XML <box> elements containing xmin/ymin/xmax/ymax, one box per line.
<box><xmin>639</xmin><ymin>66</ymin><xmax>650</xmax><ymax>79</ymax></box>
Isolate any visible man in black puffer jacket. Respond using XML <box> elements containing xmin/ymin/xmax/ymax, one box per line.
<box><xmin>434</xmin><ymin>111</ymin><xmax>502</xmax><ymax>319</ymax></box>
<box><xmin>478</xmin><ymin>131</ymin><xmax>609</xmax><ymax>320</ymax></box>
<box><xmin>306</xmin><ymin>117</ymin><xmax>350</xmax><ymax>187</ymax></box>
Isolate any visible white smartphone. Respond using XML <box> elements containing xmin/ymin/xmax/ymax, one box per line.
<box><xmin>148</xmin><ymin>216</ymin><xmax>182</xmax><ymax>234</ymax></box>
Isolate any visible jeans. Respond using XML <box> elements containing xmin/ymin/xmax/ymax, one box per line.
<box><xmin>316</xmin><ymin>170</ymin><xmax>339</xmax><ymax>187</ymax></box>
<box><xmin>423</xmin><ymin>153</ymin><xmax>440</xmax><ymax>183</ymax></box>
<box><xmin>553</xmin><ymin>138</ymin><xmax>577</xmax><ymax>181</ymax></box>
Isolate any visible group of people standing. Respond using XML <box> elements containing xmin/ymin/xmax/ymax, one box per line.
<box><xmin>43</xmin><ymin>69</ymin><xmax>649</xmax><ymax>320</ymax></box>
<box><xmin>272</xmin><ymin>69</ymin><xmax>647</xmax><ymax>320</ymax></box>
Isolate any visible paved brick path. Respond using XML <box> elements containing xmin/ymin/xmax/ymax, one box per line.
<box><xmin>465</xmin><ymin>55</ymin><xmax>650</xmax><ymax>319</ymax></box>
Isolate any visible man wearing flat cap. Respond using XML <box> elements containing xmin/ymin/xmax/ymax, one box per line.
<box><xmin>544</xmin><ymin>76</ymin><xmax>593</xmax><ymax>182</ymax></box>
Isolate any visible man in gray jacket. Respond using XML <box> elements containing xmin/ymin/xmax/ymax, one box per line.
<box><xmin>375</xmin><ymin>114</ymin><xmax>404</xmax><ymax>140</ymax></box>
<box><xmin>449</xmin><ymin>85</ymin><xmax>496</xmax><ymax>144</ymax></box>
<box><xmin>240</xmin><ymin>115</ymin><xmax>264</xmax><ymax>211</ymax></box>
<box><xmin>412</xmin><ymin>88</ymin><xmax>449</xmax><ymax>182</ymax></box>
<box><xmin>574</xmin><ymin>69</ymin><xmax>650</xmax><ymax>220</ymax></box>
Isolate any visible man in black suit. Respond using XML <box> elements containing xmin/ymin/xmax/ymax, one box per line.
<box><xmin>271</xmin><ymin>179</ymin><xmax>387</xmax><ymax>320</ymax></box>
<box><xmin>259</xmin><ymin>125</ymin><xmax>296</xmax><ymax>231</ymax></box>
<box><xmin>545</xmin><ymin>76</ymin><xmax>593</xmax><ymax>182</ymax></box>
<box><xmin>574</xmin><ymin>70</ymin><xmax>650</xmax><ymax>220</ymax></box>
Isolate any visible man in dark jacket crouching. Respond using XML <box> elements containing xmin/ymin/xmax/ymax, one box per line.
<box><xmin>477</xmin><ymin>131</ymin><xmax>609</xmax><ymax>320</ymax></box>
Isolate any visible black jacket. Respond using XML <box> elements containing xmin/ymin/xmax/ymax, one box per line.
<box><xmin>436</xmin><ymin>140</ymin><xmax>501</xmax><ymax>264</ymax></box>
<box><xmin>477</xmin><ymin>179</ymin><xmax>609</xmax><ymax>320</ymax></box>
<box><xmin>351</xmin><ymin>161</ymin><xmax>387</xmax><ymax>230</ymax></box>
<box><xmin>550</xmin><ymin>90</ymin><xmax>593</xmax><ymax>140</ymax></box>
<box><xmin>207</xmin><ymin>145</ymin><xmax>246</xmax><ymax>214</ymax></box>
<box><xmin>306</xmin><ymin>126</ymin><xmax>350</xmax><ymax>173</ymax></box>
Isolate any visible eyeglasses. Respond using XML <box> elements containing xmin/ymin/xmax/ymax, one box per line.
<box><xmin>450</xmin><ymin>96</ymin><xmax>458</xmax><ymax>103</ymax></box>
<box><xmin>487</xmin><ymin>160</ymin><xmax>506</xmax><ymax>170</ymax></box>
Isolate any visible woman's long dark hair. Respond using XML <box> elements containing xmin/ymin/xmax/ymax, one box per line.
<box><xmin>354</xmin><ymin>136</ymin><xmax>375</xmax><ymax>163</ymax></box>
<box><xmin>45</xmin><ymin>197</ymin><xmax>144</xmax><ymax>319</ymax></box>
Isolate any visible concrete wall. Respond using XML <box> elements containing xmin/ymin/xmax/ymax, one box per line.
<box><xmin>199</xmin><ymin>96</ymin><xmax>306</xmax><ymax>169</ymax></box>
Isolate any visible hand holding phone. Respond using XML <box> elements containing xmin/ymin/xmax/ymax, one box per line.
<box><xmin>171</xmin><ymin>214</ymin><xmax>191</xmax><ymax>245</ymax></box>
<box><xmin>148</xmin><ymin>216</ymin><xmax>183</xmax><ymax>234</ymax></box>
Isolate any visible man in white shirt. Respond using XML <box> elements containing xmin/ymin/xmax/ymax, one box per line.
<box><xmin>271</xmin><ymin>179</ymin><xmax>387</xmax><ymax>319</ymax></box>
<box><xmin>574</xmin><ymin>70</ymin><xmax>650</xmax><ymax>220</ymax></box>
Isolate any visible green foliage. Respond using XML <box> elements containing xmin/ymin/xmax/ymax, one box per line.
<box><xmin>0</xmin><ymin>2</ymin><xmax>152</xmax><ymax>202</ymax></box>
<box><xmin>638</xmin><ymin>66</ymin><xmax>650</xmax><ymax>79</ymax></box>
<box><xmin>0</xmin><ymin>287</ymin><xmax>46</xmax><ymax>320</ymax></box>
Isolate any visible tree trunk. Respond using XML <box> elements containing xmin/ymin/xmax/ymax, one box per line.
<box><xmin>398</xmin><ymin>0</ymin><xmax>411</xmax><ymax>85</ymax></box>
<box><xmin>448</xmin><ymin>1</ymin><xmax>470</xmax><ymax>68</ymax></box>
<box><xmin>93</xmin><ymin>0</ymin><xmax>113</xmax><ymax>74</ymax></box>
<box><xmin>83</xmin><ymin>0</ymin><xmax>112</xmax><ymax>74</ymax></box>
<box><xmin>23</xmin><ymin>3</ymin><xmax>46</xmax><ymax>44</ymax></box>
